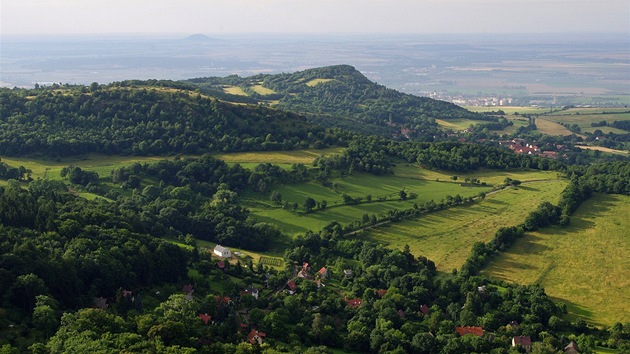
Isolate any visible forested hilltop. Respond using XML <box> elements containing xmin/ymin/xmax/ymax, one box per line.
<box><xmin>184</xmin><ymin>65</ymin><xmax>487</xmax><ymax>139</ymax></box>
<box><xmin>0</xmin><ymin>84</ymin><xmax>330</xmax><ymax>157</ymax></box>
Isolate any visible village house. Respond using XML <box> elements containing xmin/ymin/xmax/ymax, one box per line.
<box><xmin>198</xmin><ymin>313</ymin><xmax>211</xmax><ymax>325</ymax></box>
<box><xmin>213</xmin><ymin>245</ymin><xmax>232</xmax><ymax>258</ymax></box>
<box><xmin>345</xmin><ymin>298</ymin><xmax>362</xmax><ymax>309</ymax></box>
<box><xmin>247</xmin><ymin>329</ymin><xmax>266</xmax><ymax>345</ymax></box>
<box><xmin>343</xmin><ymin>269</ymin><xmax>353</xmax><ymax>279</ymax></box>
<box><xmin>512</xmin><ymin>335</ymin><xmax>532</xmax><ymax>352</ymax></box>
<box><xmin>286</xmin><ymin>280</ymin><xmax>297</xmax><ymax>295</ymax></box>
<box><xmin>564</xmin><ymin>341</ymin><xmax>581</xmax><ymax>354</ymax></box>
<box><xmin>316</xmin><ymin>267</ymin><xmax>328</xmax><ymax>279</ymax></box>
<box><xmin>455</xmin><ymin>326</ymin><xmax>484</xmax><ymax>337</ymax></box>
<box><xmin>420</xmin><ymin>304</ymin><xmax>430</xmax><ymax>316</ymax></box>
<box><xmin>240</xmin><ymin>287</ymin><xmax>259</xmax><ymax>299</ymax></box>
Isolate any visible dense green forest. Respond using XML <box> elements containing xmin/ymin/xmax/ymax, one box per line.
<box><xmin>184</xmin><ymin>65</ymin><xmax>487</xmax><ymax>139</ymax></box>
<box><xmin>0</xmin><ymin>85</ymin><xmax>328</xmax><ymax>157</ymax></box>
<box><xmin>1</xmin><ymin>77</ymin><xmax>629</xmax><ymax>353</ymax></box>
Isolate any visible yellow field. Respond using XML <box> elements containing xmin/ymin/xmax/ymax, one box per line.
<box><xmin>357</xmin><ymin>179</ymin><xmax>568</xmax><ymax>272</ymax></box>
<box><xmin>0</xmin><ymin>154</ymin><xmax>181</xmax><ymax>180</ymax></box>
<box><xmin>394</xmin><ymin>164</ymin><xmax>563</xmax><ymax>186</ymax></box>
<box><xmin>306</xmin><ymin>78</ymin><xmax>335</xmax><ymax>87</ymax></box>
<box><xmin>223</xmin><ymin>86</ymin><xmax>248</xmax><ymax>96</ymax></box>
<box><xmin>251</xmin><ymin>85</ymin><xmax>276</xmax><ymax>95</ymax></box>
<box><xmin>535</xmin><ymin>118</ymin><xmax>582</xmax><ymax>137</ymax></box>
<box><xmin>483</xmin><ymin>193</ymin><xmax>630</xmax><ymax>326</ymax></box>
<box><xmin>576</xmin><ymin>145</ymin><xmax>629</xmax><ymax>156</ymax></box>
<box><xmin>213</xmin><ymin>147</ymin><xmax>346</xmax><ymax>165</ymax></box>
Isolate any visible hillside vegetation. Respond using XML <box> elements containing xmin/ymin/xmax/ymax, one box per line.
<box><xmin>0</xmin><ymin>85</ymin><xmax>329</xmax><ymax>157</ymax></box>
<box><xmin>185</xmin><ymin>65</ymin><xmax>487</xmax><ymax>138</ymax></box>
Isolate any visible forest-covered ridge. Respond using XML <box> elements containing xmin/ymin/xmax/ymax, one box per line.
<box><xmin>183</xmin><ymin>64</ymin><xmax>488</xmax><ymax>139</ymax></box>
<box><xmin>0</xmin><ymin>84</ymin><xmax>333</xmax><ymax>157</ymax></box>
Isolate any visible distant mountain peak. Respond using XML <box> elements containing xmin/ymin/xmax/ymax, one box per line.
<box><xmin>183</xmin><ymin>34</ymin><xmax>215</xmax><ymax>42</ymax></box>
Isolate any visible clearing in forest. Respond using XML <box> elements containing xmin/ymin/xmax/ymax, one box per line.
<box><xmin>355</xmin><ymin>179</ymin><xmax>568</xmax><ymax>272</ymax></box>
<box><xmin>483</xmin><ymin>193</ymin><xmax>630</xmax><ymax>327</ymax></box>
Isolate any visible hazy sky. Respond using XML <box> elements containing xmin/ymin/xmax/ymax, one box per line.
<box><xmin>2</xmin><ymin>0</ymin><xmax>628</xmax><ymax>35</ymax></box>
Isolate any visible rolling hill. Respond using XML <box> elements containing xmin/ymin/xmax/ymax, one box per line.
<box><xmin>184</xmin><ymin>65</ymin><xmax>487</xmax><ymax>138</ymax></box>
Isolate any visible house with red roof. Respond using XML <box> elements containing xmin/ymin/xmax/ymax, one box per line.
<box><xmin>247</xmin><ymin>329</ymin><xmax>266</xmax><ymax>345</ymax></box>
<box><xmin>420</xmin><ymin>304</ymin><xmax>430</xmax><ymax>316</ymax></box>
<box><xmin>198</xmin><ymin>313</ymin><xmax>211</xmax><ymax>325</ymax></box>
<box><xmin>455</xmin><ymin>326</ymin><xmax>484</xmax><ymax>337</ymax></box>
<box><xmin>286</xmin><ymin>280</ymin><xmax>297</xmax><ymax>295</ymax></box>
<box><xmin>316</xmin><ymin>267</ymin><xmax>328</xmax><ymax>279</ymax></box>
<box><xmin>345</xmin><ymin>298</ymin><xmax>362</xmax><ymax>309</ymax></box>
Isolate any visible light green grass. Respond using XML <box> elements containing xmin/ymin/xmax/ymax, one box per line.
<box><xmin>251</xmin><ymin>85</ymin><xmax>276</xmax><ymax>95</ymax></box>
<box><xmin>0</xmin><ymin>154</ymin><xmax>182</xmax><ymax>180</ymax></box>
<box><xmin>223</xmin><ymin>86</ymin><xmax>248</xmax><ymax>96</ymax></box>
<box><xmin>543</xmin><ymin>108</ymin><xmax>630</xmax><ymax>134</ymax></box>
<box><xmin>251</xmin><ymin>173</ymin><xmax>494</xmax><ymax>236</ymax></box>
<box><xmin>536</xmin><ymin>118</ymin><xmax>582</xmax><ymax>137</ymax></box>
<box><xmin>213</xmin><ymin>147</ymin><xmax>345</xmax><ymax>165</ymax></box>
<box><xmin>435</xmin><ymin>119</ymin><xmax>480</xmax><ymax>131</ymax></box>
<box><xmin>394</xmin><ymin>164</ymin><xmax>562</xmax><ymax>186</ymax></box>
<box><xmin>356</xmin><ymin>180</ymin><xmax>568</xmax><ymax>272</ymax></box>
<box><xmin>483</xmin><ymin>193</ymin><xmax>630</xmax><ymax>326</ymax></box>
<box><xmin>306</xmin><ymin>78</ymin><xmax>335</xmax><ymax>87</ymax></box>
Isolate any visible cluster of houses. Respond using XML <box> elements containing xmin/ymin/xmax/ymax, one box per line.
<box><xmin>499</xmin><ymin>138</ymin><xmax>567</xmax><ymax>159</ymax></box>
<box><xmin>90</xmin><ymin>247</ymin><xmax>586</xmax><ymax>351</ymax></box>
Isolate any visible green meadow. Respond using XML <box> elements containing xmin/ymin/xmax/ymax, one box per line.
<box><xmin>247</xmin><ymin>172</ymin><xmax>498</xmax><ymax>236</ymax></box>
<box><xmin>355</xmin><ymin>179</ymin><xmax>568</xmax><ymax>272</ymax></box>
<box><xmin>483</xmin><ymin>193</ymin><xmax>630</xmax><ymax>326</ymax></box>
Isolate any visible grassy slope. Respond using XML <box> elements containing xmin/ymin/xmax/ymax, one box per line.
<box><xmin>247</xmin><ymin>173</ymin><xmax>498</xmax><ymax>236</ymax></box>
<box><xmin>355</xmin><ymin>179</ymin><xmax>568</xmax><ymax>272</ymax></box>
<box><xmin>483</xmin><ymin>193</ymin><xmax>630</xmax><ymax>326</ymax></box>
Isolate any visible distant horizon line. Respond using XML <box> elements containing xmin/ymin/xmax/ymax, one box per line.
<box><xmin>3</xmin><ymin>31</ymin><xmax>628</xmax><ymax>38</ymax></box>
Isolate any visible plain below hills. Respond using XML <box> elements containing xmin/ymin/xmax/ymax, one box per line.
<box><xmin>483</xmin><ymin>193</ymin><xmax>630</xmax><ymax>326</ymax></box>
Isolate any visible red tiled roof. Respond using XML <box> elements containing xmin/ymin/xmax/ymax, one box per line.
<box><xmin>376</xmin><ymin>289</ymin><xmax>387</xmax><ymax>297</ymax></box>
<box><xmin>247</xmin><ymin>329</ymin><xmax>266</xmax><ymax>344</ymax></box>
<box><xmin>198</xmin><ymin>313</ymin><xmax>211</xmax><ymax>325</ymax></box>
<box><xmin>345</xmin><ymin>298</ymin><xmax>362</xmax><ymax>308</ymax></box>
<box><xmin>420</xmin><ymin>304</ymin><xmax>430</xmax><ymax>315</ymax></box>
<box><xmin>217</xmin><ymin>261</ymin><xmax>225</xmax><ymax>269</ymax></box>
<box><xmin>287</xmin><ymin>280</ymin><xmax>297</xmax><ymax>291</ymax></box>
<box><xmin>456</xmin><ymin>326</ymin><xmax>484</xmax><ymax>337</ymax></box>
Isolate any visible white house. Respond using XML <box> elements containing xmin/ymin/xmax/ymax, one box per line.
<box><xmin>213</xmin><ymin>245</ymin><xmax>232</xmax><ymax>258</ymax></box>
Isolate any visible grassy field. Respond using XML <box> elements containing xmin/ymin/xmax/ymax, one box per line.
<box><xmin>435</xmin><ymin>118</ymin><xmax>480</xmax><ymax>131</ymax></box>
<box><xmin>542</xmin><ymin>108</ymin><xmax>630</xmax><ymax>134</ymax></box>
<box><xmin>251</xmin><ymin>84</ymin><xmax>276</xmax><ymax>95</ymax></box>
<box><xmin>248</xmin><ymin>172</ymin><xmax>497</xmax><ymax>236</ymax></box>
<box><xmin>355</xmin><ymin>179</ymin><xmax>568</xmax><ymax>272</ymax></box>
<box><xmin>223</xmin><ymin>86</ymin><xmax>248</xmax><ymax>96</ymax></box>
<box><xmin>306</xmin><ymin>78</ymin><xmax>335</xmax><ymax>87</ymax></box>
<box><xmin>0</xmin><ymin>154</ymin><xmax>181</xmax><ymax>181</ymax></box>
<box><xmin>535</xmin><ymin>118</ymin><xmax>581</xmax><ymax>137</ymax></box>
<box><xmin>483</xmin><ymin>193</ymin><xmax>630</xmax><ymax>326</ymax></box>
<box><xmin>213</xmin><ymin>147</ymin><xmax>345</xmax><ymax>166</ymax></box>
<box><xmin>394</xmin><ymin>164</ymin><xmax>562</xmax><ymax>186</ymax></box>
<box><xmin>575</xmin><ymin>145</ymin><xmax>629</xmax><ymax>156</ymax></box>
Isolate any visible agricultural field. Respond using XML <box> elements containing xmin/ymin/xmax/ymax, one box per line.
<box><xmin>576</xmin><ymin>145</ymin><xmax>629</xmax><ymax>156</ymax></box>
<box><xmin>483</xmin><ymin>193</ymin><xmax>630</xmax><ymax>326</ymax></box>
<box><xmin>542</xmin><ymin>108</ymin><xmax>630</xmax><ymax>134</ymax></box>
<box><xmin>223</xmin><ymin>86</ymin><xmax>248</xmax><ymax>96</ymax></box>
<box><xmin>355</xmin><ymin>179</ymin><xmax>568</xmax><ymax>272</ymax></box>
<box><xmin>394</xmin><ymin>164</ymin><xmax>562</xmax><ymax>186</ymax></box>
<box><xmin>213</xmin><ymin>147</ymin><xmax>345</xmax><ymax>166</ymax></box>
<box><xmin>435</xmin><ymin>118</ymin><xmax>480</xmax><ymax>131</ymax></box>
<box><xmin>251</xmin><ymin>84</ymin><xmax>276</xmax><ymax>95</ymax></box>
<box><xmin>0</xmin><ymin>154</ymin><xmax>179</xmax><ymax>181</ymax></box>
<box><xmin>535</xmin><ymin>117</ymin><xmax>580</xmax><ymax>137</ymax></box>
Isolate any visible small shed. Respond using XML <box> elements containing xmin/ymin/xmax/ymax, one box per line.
<box><xmin>213</xmin><ymin>245</ymin><xmax>232</xmax><ymax>258</ymax></box>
